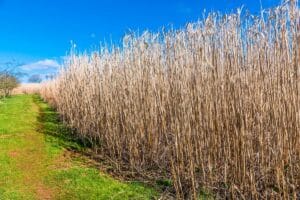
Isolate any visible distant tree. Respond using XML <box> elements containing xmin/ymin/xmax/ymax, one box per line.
<box><xmin>45</xmin><ymin>74</ymin><xmax>55</xmax><ymax>80</ymax></box>
<box><xmin>0</xmin><ymin>72</ymin><xmax>19</xmax><ymax>97</ymax></box>
<box><xmin>0</xmin><ymin>60</ymin><xmax>22</xmax><ymax>97</ymax></box>
<box><xmin>28</xmin><ymin>74</ymin><xmax>42</xmax><ymax>83</ymax></box>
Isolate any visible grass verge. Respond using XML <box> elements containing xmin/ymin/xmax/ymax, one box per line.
<box><xmin>0</xmin><ymin>95</ymin><xmax>158</xmax><ymax>200</ymax></box>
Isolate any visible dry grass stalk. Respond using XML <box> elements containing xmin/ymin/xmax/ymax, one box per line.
<box><xmin>41</xmin><ymin>2</ymin><xmax>300</xmax><ymax>199</ymax></box>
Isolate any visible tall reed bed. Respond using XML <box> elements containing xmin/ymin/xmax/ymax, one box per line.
<box><xmin>41</xmin><ymin>1</ymin><xmax>300</xmax><ymax>199</ymax></box>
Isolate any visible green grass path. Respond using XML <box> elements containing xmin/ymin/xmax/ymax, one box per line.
<box><xmin>0</xmin><ymin>95</ymin><xmax>156</xmax><ymax>200</ymax></box>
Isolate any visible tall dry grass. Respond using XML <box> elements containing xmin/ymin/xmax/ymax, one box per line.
<box><xmin>12</xmin><ymin>83</ymin><xmax>41</xmax><ymax>95</ymax></box>
<box><xmin>41</xmin><ymin>1</ymin><xmax>300</xmax><ymax>199</ymax></box>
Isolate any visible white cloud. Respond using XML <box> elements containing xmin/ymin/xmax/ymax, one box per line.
<box><xmin>19</xmin><ymin>59</ymin><xmax>60</xmax><ymax>71</ymax></box>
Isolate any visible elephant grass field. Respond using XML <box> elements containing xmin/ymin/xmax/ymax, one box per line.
<box><xmin>40</xmin><ymin>1</ymin><xmax>300</xmax><ymax>199</ymax></box>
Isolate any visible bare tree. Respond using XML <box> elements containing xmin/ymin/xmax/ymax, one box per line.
<box><xmin>0</xmin><ymin>72</ymin><xmax>19</xmax><ymax>97</ymax></box>
<box><xmin>0</xmin><ymin>60</ymin><xmax>21</xmax><ymax>97</ymax></box>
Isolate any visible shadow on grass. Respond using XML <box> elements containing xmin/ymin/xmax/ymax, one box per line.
<box><xmin>32</xmin><ymin>95</ymin><xmax>159</xmax><ymax>199</ymax></box>
<box><xmin>32</xmin><ymin>95</ymin><xmax>168</xmax><ymax>199</ymax></box>
<box><xmin>33</xmin><ymin>95</ymin><xmax>90</xmax><ymax>153</ymax></box>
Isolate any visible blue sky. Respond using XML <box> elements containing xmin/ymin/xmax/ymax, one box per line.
<box><xmin>0</xmin><ymin>0</ymin><xmax>284</xmax><ymax>82</ymax></box>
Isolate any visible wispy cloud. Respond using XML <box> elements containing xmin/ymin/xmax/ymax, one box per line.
<box><xmin>16</xmin><ymin>59</ymin><xmax>60</xmax><ymax>83</ymax></box>
<box><xmin>19</xmin><ymin>59</ymin><xmax>60</xmax><ymax>71</ymax></box>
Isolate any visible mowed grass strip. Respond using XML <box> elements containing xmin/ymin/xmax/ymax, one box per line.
<box><xmin>0</xmin><ymin>95</ymin><xmax>157</xmax><ymax>200</ymax></box>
